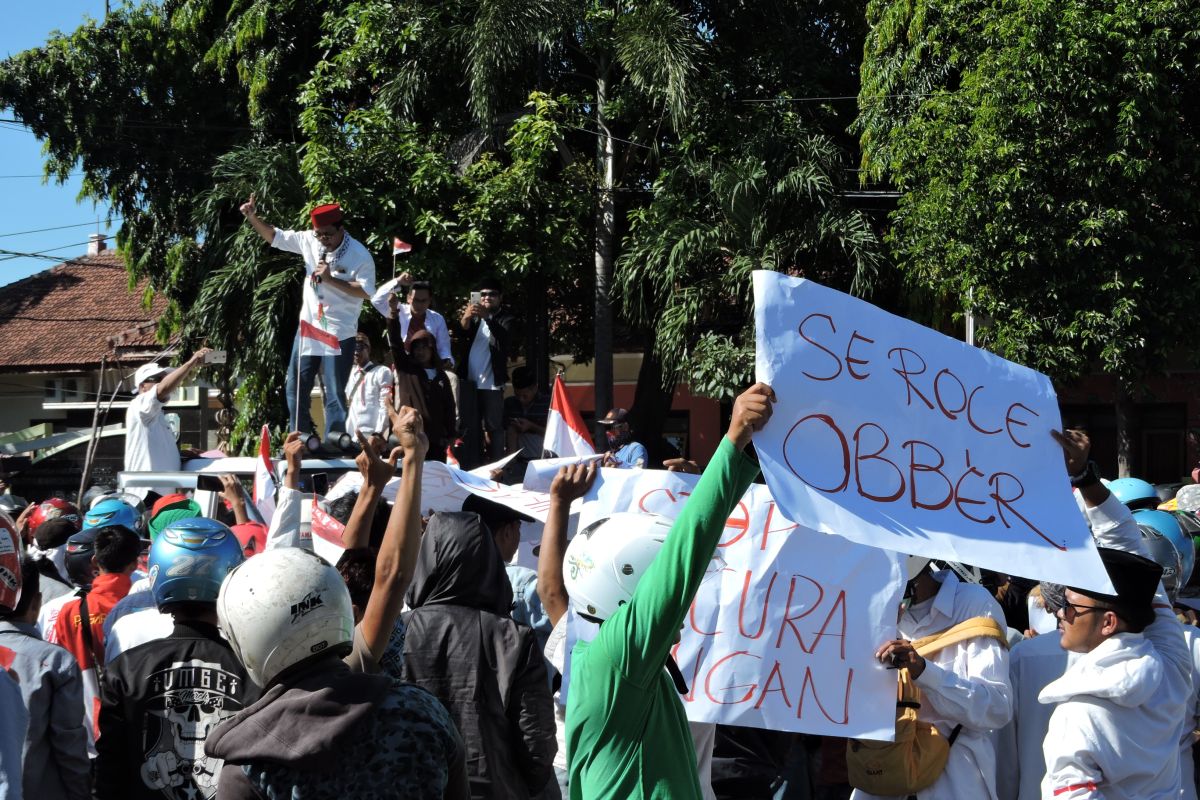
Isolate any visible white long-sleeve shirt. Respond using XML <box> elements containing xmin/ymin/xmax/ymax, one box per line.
<box><xmin>1180</xmin><ymin>627</ymin><xmax>1200</xmax><ymax>800</ymax></box>
<box><xmin>1039</xmin><ymin>492</ymin><xmax>1192</xmax><ymax>800</ymax></box>
<box><xmin>852</xmin><ymin>569</ymin><xmax>1014</xmax><ymax>800</ymax></box>
<box><xmin>395</xmin><ymin>305</ymin><xmax>454</xmax><ymax>365</ymax></box>
<box><xmin>272</xmin><ymin>228</ymin><xmax>375</xmax><ymax>342</ymax></box>
<box><xmin>993</xmin><ymin>631</ymin><xmax>1076</xmax><ymax>800</ymax></box>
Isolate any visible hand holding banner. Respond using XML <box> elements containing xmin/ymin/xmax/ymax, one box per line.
<box><xmin>751</xmin><ymin>271</ymin><xmax>1110</xmax><ymax>592</ymax></box>
<box><xmin>579</xmin><ymin>468</ymin><xmax>902</xmax><ymax>739</ymax></box>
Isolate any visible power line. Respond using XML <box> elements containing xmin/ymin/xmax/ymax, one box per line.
<box><xmin>0</xmin><ymin>242</ymin><xmax>105</xmax><ymax>264</ymax></box>
<box><xmin>0</xmin><ymin>218</ymin><xmax>121</xmax><ymax>239</ymax></box>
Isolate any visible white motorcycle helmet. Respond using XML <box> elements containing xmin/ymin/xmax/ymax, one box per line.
<box><xmin>905</xmin><ymin>556</ymin><xmax>931</xmax><ymax>582</ymax></box>
<box><xmin>563</xmin><ymin>512</ymin><xmax>675</xmax><ymax>621</ymax></box>
<box><xmin>216</xmin><ymin>547</ymin><xmax>354</xmax><ymax>687</ymax></box>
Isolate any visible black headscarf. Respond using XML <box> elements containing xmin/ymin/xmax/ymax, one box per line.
<box><xmin>404</xmin><ymin>511</ymin><xmax>513</xmax><ymax>615</ymax></box>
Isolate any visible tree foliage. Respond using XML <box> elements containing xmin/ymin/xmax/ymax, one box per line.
<box><xmin>2</xmin><ymin>0</ymin><xmax>885</xmax><ymax>450</ymax></box>
<box><xmin>858</xmin><ymin>0</ymin><xmax>1200</xmax><ymax>385</ymax></box>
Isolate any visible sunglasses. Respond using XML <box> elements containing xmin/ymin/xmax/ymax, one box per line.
<box><xmin>354</xmin><ymin>342</ymin><xmax>369</xmax><ymax>351</ymax></box>
<box><xmin>480</xmin><ymin>290</ymin><xmax>500</xmax><ymax>297</ymax></box>
<box><xmin>1057</xmin><ymin>600</ymin><xmax>1109</xmax><ymax>622</ymax></box>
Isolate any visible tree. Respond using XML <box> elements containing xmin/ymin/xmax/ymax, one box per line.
<box><xmin>445</xmin><ymin>0</ymin><xmax>702</xmax><ymax>431</ymax></box>
<box><xmin>4</xmin><ymin>0</ymin><xmax>882</xmax><ymax>460</ymax></box>
<box><xmin>619</xmin><ymin>100</ymin><xmax>881</xmax><ymax>401</ymax></box>
<box><xmin>858</xmin><ymin>0</ymin><xmax>1200</xmax><ymax>474</ymax></box>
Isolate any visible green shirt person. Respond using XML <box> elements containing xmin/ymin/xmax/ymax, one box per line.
<box><xmin>563</xmin><ymin>384</ymin><xmax>775</xmax><ymax>799</ymax></box>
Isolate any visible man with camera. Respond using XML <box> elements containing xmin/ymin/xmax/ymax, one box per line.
<box><xmin>457</xmin><ymin>277</ymin><xmax>517</xmax><ymax>467</ymax></box>
<box><xmin>124</xmin><ymin>347</ymin><xmax>213</xmax><ymax>501</ymax></box>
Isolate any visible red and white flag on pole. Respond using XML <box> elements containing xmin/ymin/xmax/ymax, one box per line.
<box><xmin>253</xmin><ymin>425</ymin><xmax>277</xmax><ymax>524</ymax></box>
<box><xmin>298</xmin><ymin>319</ymin><xmax>342</xmax><ymax>357</ymax></box>
<box><xmin>392</xmin><ymin>237</ymin><xmax>412</xmax><ymax>256</ymax></box>
<box><xmin>543</xmin><ymin>374</ymin><xmax>595</xmax><ymax>458</ymax></box>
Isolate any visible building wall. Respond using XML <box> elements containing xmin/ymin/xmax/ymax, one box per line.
<box><xmin>0</xmin><ymin>372</ymin><xmax>77</xmax><ymax>434</ymax></box>
<box><xmin>553</xmin><ymin>352</ymin><xmax>724</xmax><ymax>464</ymax></box>
<box><xmin>1057</xmin><ymin>372</ymin><xmax>1200</xmax><ymax>483</ymax></box>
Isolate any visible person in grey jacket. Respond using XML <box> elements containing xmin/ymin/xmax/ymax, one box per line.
<box><xmin>401</xmin><ymin>511</ymin><xmax>556</xmax><ymax>799</ymax></box>
<box><xmin>0</xmin><ymin>557</ymin><xmax>90</xmax><ymax>800</ymax></box>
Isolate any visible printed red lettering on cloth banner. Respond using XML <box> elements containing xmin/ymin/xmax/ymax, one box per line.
<box><xmin>752</xmin><ymin>271</ymin><xmax>1111</xmax><ymax>593</ymax></box>
<box><xmin>582</xmin><ymin>468</ymin><xmax>902</xmax><ymax>739</ymax></box>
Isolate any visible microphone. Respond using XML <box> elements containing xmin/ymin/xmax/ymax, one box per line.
<box><xmin>315</xmin><ymin>247</ymin><xmax>328</xmax><ymax>283</ymax></box>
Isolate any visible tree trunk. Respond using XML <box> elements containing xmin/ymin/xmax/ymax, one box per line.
<box><xmin>593</xmin><ymin>61</ymin><xmax>616</xmax><ymax>437</ymax></box>
<box><xmin>628</xmin><ymin>340</ymin><xmax>677</xmax><ymax>466</ymax></box>
<box><xmin>1115</xmin><ymin>386</ymin><xmax>1137</xmax><ymax>478</ymax></box>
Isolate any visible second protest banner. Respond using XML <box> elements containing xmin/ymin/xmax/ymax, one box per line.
<box><xmin>582</xmin><ymin>468</ymin><xmax>903</xmax><ymax>739</ymax></box>
<box><xmin>752</xmin><ymin>270</ymin><xmax>1111</xmax><ymax>592</ymax></box>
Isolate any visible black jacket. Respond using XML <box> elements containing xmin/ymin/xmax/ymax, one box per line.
<box><xmin>401</xmin><ymin>512</ymin><xmax>555</xmax><ymax>799</ymax></box>
<box><xmin>93</xmin><ymin>620</ymin><xmax>258</xmax><ymax>800</ymax></box>
<box><xmin>455</xmin><ymin>307</ymin><xmax>517</xmax><ymax>386</ymax></box>
<box><xmin>387</xmin><ymin>315</ymin><xmax>458</xmax><ymax>456</ymax></box>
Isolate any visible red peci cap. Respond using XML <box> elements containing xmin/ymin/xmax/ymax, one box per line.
<box><xmin>310</xmin><ymin>203</ymin><xmax>344</xmax><ymax>227</ymax></box>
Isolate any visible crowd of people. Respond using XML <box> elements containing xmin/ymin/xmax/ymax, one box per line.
<box><xmin>235</xmin><ymin>195</ymin><xmax>610</xmax><ymax>472</ymax></box>
<box><xmin>1</xmin><ymin>203</ymin><xmax>1199</xmax><ymax>800</ymax></box>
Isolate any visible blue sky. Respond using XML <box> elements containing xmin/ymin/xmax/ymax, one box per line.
<box><xmin>1</xmin><ymin>3</ymin><xmax>118</xmax><ymax>288</ymax></box>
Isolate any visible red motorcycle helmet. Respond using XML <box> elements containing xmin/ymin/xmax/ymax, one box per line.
<box><xmin>27</xmin><ymin>498</ymin><xmax>83</xmax><ymax>538</ymax></box>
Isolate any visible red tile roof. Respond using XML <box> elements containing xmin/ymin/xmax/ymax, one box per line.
<box><xmin>0</xmin><ymin>251</ymin><xmax>169</xmax><ymax>372</ymax></box>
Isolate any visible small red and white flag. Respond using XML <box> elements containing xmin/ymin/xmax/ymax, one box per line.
<box><xmin>309</xmin><ymin>496</ymin><xmax>347</xmax><ymax>565</ymax></box>
<box><xmin>310</xmin><ymin>496</ymin><xmax>346</xmax><ymax>548</ymax></box>
<box><xmin>298</xmin><ymin>319</ymin><xmax>341</xmax><ymax>357</ymax></box>
<box><xmin>253</xmin><ymin>425</ymin><xmax>277</xmax><ymax>524</ymax></box>
<box><xmin>543</xmin><ymin>375</ymin><xmax>595</xmax><ymax>458</ymax></box>
<box><xmin>393</xmin><ymin>237</ymin><xmax>413</xmax><ymax>256</ymax></box>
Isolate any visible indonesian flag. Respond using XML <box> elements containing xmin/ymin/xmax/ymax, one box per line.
<box><xmin>543</xmin><ymin>375</ymin><xmax>595</xmax><ymax>458</ymax></box>
<box><xmin>298</xmin><ymin>319</ymin><xmax>341</xmax><ymax>357</ymax></box>
<box><xmin>253</xmin><ymin>425</ymin><xmax>277</xmax><ymax>524</ymax></box>
<box><xmin>393</xmin><ymin>237</ymin><xmax>412</xmax><ymax>256</ymax></box>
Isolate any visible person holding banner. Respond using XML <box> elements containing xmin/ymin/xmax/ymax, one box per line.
<box><xmin>240</xmin><ymin>195</ymin><xmax>376</xmax><ymax>437</ymax></box>
<box><xmin>561</xmin><ymin>383</ymin><xmax>773</xmax><ymax>800</ymax></box>
<box><xmin>1034</xmin><ymin>430</ymin><xmax>1193</xmax><ymax>800</ymax></box>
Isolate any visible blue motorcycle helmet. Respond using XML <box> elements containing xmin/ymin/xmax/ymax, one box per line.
<box><xmin>83</xmin><ymin>498</ymin><xmax>143</xmax><ymax>535</ymax></box>
<box><xmin>148</xmin><ymin>517</ymin><xmax>244</xmax><ymax>610</ymax></box>
<box><xmin>1108</xmin><ymin>478</ymin><xmax>1160</xmax><ymax>511</ymax></box>
<box><xmin>1133</xmin><ymin>509</ymin><xmax>1195</xmax><ymax>588</ymax></box>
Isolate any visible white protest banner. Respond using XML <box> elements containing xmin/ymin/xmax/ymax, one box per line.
<box><xmin>582</xmin><ymin>467</ymin><xmax>902</xmax><ymax>739</ymax></box>
<box><xmin>442</xmin><ymin>464</ymin><xmax>554</xmax><ymax>522</ymax></box>
<box><xmin>752</xmin><ymin>271</ymin><xmax>1111</xmax><ymax>592</ymax></box>
<box><xmin>523</xmin><ymin>454</ymin><xmax>605</xmax><ymax>493</ymax></box>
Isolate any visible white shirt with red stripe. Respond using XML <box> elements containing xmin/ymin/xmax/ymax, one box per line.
<box><xmin>851</xmin><ymin>570</ymin><xmax>1014</xmax><ymax>800</ymax></box>
<box><xmin>273</xmin><ymin>228</ymin><xmax>376</xmax><ymax>343</ymax></box>
<box><xmin>1038</xmin><ymin>495</ymin><xmax>1192</xmax><ymax>800</ymax></box>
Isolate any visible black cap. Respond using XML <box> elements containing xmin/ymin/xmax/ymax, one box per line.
<box><xmin>462</xmin><ymin>494</ymin><xmax>534</xmax><ymax>534</ymax></box>
<box><xmin>34</xmin><ymin>517</ymin><xmax>77</xmax><ymax>551</ymax></box>
<box><xmin>598</xmin><ymin>408</ymin><xmax>629</xmax><ymax>426</ymax></box>
<box><xmin>1071</xmin><ymin>547</ymin><xmax>1163</xmax><ymax>630</ymax></box>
